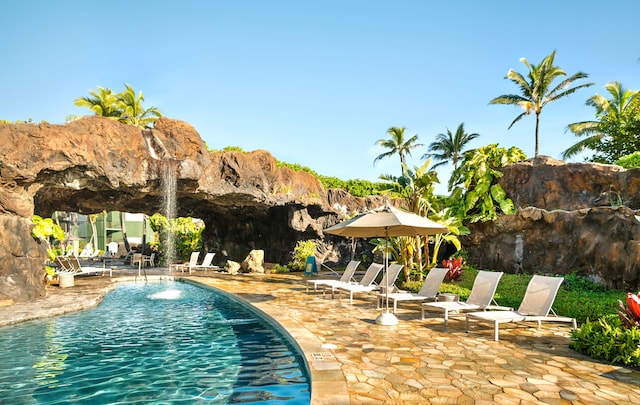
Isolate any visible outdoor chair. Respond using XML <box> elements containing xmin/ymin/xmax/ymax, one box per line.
<box><xmin>379</xmin><ymin>267</ymin><xmax>449</xmax><ymax>313</ymax></box>
<box><xmin>465</xmin><ymin>275</ymin><xmax>577</xmax><ymax>341</ymax></box>
<box><xmin>142</xmin><ymin>253</ymin><xmax>155</xmax><ymax>267</ymax></box>
<box><xmin>422</xmin><ymin>270</ymin><xmax>505</xmax><ymax>326</ymax></box>
<box><xmin>170</xmin><ymin>251</ymin><xmax>201</xmax><ymax>274</ymax></box>
<box><xmin>334</xmin><ymin>263</ymin><xmax>402</xmax><ymax>304</ymax></box>
<box><xmin>322</xmin><ymin>263</ymin><xmax>384</xmax><ymax>300</ymax></box>
<box><xmin>191</xmin><ymin>252</ymin><xmax>219</xmax><ymax>273</ymax></box>
<box><xmin>305</xmin><ymin>260</ymin><xmax>361</xmax><ymax>292</ymax></box>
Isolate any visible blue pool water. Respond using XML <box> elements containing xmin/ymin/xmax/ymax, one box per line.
<box><xmin>0</xmin><ymin>281</ymin><xmax>310</xmax><ymax>404</ymax></box>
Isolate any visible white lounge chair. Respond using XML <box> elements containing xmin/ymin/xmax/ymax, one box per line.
<box><xmin>322</xmin><ymin>263</ymin><xmax>384</xmax><ymax>300</ymax></box>
<box><xmin>170</xmin><ymin>251</ymin><xmax>200</xmax><ymax>273</ymax></box>
<box><xmin>191</xmin><ymin>252</ymin><xmax>219</xmax><ymax>273</ymax></box>
<box><xmin>305</xmin><ymin>260</ymin><xmax>361</xmax><ymax>292</ymax></box>
<box><xmin>465</xmin><ymin>275</ymin><xmax>577</xmax><ymax>341</ymax></box>
<box><xmin>56</xmin><ymin>256</ymin><xmax>105</xmax><ymax>276</ymax></box>
<box><xmin>422</xmin><ymin>270</ymin><xmax>505</xmax><ymax>325</ymax></box>
<box><xmin>380</xmin><ymin>267</ymin><xmax>449</xmax><ymax>313</ymax></box>
<box><xmin>335</xmin><ymin>263</ymin><xmax>401</xmax><ymax>304</ymax></box>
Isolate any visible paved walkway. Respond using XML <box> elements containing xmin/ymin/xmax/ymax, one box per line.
<box><xmin>2</xmin><ymin>270</ymin><xmax>640</xmax><ymax>404</ymax></box>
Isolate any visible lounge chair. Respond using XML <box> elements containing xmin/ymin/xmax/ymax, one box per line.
<box><xmin>322</xmin><ymin>263</ymin><xmax>384</xmax><ymax>300</ymax></box>
<box><xmin>380</xmin><ymin>267</ymin><xmax>449</xmax><ymax>313</ymax></box>
<box><xmin>305</xmin><ymin>260</ymin><xmax>361</xmax><ymax>292</ymax></box>
<box><xmin>421</xmin><ymin>270</ymin><xmax>505</xmax><ymax>325</ymax></box>
<box><xmin>170</xmin><ymin>251</ymin><xmax>200</xmax><ymax>273</ymax></box>
<box><xmin>334</xmin><ymin>263</ymin><xmax>401</xmax><ymax>304</ymax></box>
<box><xmin>56</xmin><ymin>256</ymin><xmax>105</xmax><ymax>276</ymax></box>
<box><xmin>191</xmin><ymin>252</ymin><xmax>220</xmax><ymax>273</ymax></box>
<box><xmin>465</xmin><ymin>275</ymin><xmax>577</xmax><ymax>341</ymax></box>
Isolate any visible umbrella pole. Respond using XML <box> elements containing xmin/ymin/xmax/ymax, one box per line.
<box><xmin>376</xmin><ymin>229</ymin><xmax>398</xmax><ymax>325</ymax></box>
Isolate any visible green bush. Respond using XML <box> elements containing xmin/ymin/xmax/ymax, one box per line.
<box><xmin>570</xmin><ymin>315</ymin><xmax>640</xmax><ymax>368</ymax></box>
<box><xmin>615</xmin><ymin>151</ymin><xmax>640</xmax><ymax>169</ymax></box>
<box><xmin>148</xmin><ymin>214</ymin><xmax>204</xmax><ymax>264</ymax></box>
<box><xmin>289</xmin><ymin>240</ymin><xmax>317</xmax><ymax>271</ymax></box>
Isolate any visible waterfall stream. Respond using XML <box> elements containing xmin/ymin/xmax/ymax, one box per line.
<box><xmin>160</xmin><ymin>161</ymin><xmax>178</xmax><ymax>268</ymax></box>
<box><xmin>143</xmin><ymin>130</ymin><xmax>178</xmax><ymax>268</ymax></box>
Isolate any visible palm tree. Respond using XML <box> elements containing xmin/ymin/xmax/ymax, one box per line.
<box><xmin>116</xmin><ymin>84</ymin><xmax>162</xmax><ymax>129</ymax></box>
<box><xmin>489</xmin><ymin>50</ymin><xmax>594</xmax><ymax>157</ymax></box>
<box><xmin>374</xmin><ymin>127</ymin><xmax>423</xmax><ymax>174</ymax></box>
<box><xmin>423</xmin><ymin>123</ymin><xmax>479</xmax><ymax>170</ymax></box>
<box><xmin>379</xmin><ymin>160</ymin><xmax>440</xmax><ymax>280</ymax></box>
<box><xmin>73</xmin><ymin>86</ymin><xmax>121</xmax><ymax>119</ymax></box>
<box><xmin>562</xmin><ymin>82</ymin><xmax>640</xmax><ymax>161</ymax></box>
<box><xmin>73</xmin><ymin>84</ymin><xmax>161</xmax><ymax>129</ymax></box>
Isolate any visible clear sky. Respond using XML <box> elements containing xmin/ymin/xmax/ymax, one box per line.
<box><xmin>2</xmin><ymin>1</ymin><xmax>639</xmax><ymax>194</ymax></box>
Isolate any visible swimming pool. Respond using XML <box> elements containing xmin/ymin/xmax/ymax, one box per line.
<box><xmin>0</xmin><ymin>281</ymin><xmax>310</xmax><ymax>404</ymax></box>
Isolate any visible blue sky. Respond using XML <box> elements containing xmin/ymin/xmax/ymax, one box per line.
<box><xmin>2</xmin><ymin>1</ymin><xmax>639</xmax><ymax>194</ymax></box>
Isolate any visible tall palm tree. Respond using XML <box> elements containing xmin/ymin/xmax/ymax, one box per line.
<box><xmin>423</xmin><ymin>123</ymin><xmax>479</xmax><ymax>170</ymax></box>
<box><xmin>116</xmin><ymin>84</ymin><xmax>162</xmax><ymax>129</ymax></box>
<box><xmin>374</xmin><ymin>126</ymin><xmax>423</xmax><ymax>174</ymax></box>
<box><xmin>562</xmin><ymin>82</ymin><xmax>640</xmax><ymax>161</ymax></box>
<box><xmin>489</xmin><ymin>50</ymin><xmax>594</xmax><ymax>157</ymax></box>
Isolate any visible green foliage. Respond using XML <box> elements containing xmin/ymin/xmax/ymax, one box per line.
<box><xmin>423</xmin><ymin>122</ymin><xmax>480</xmax><ymax>171</ymax></box>
<box><xmin>564</xmin><ymin>82</ymin><xmax>640</xmax><ymax>163</ymax></box>
<box><xmin>272</xmin><ymin>263</ymin><xmax>290</xmax><ymax>273</ymax></box>
<box><xmin>374</xmin><ymin>126</ymin><xmax>424</xmax><ymax>173</ymax></box>
<box><xmin>31</xmin><ymin>215</ymin><xmax>66</xmax><ymax>279</ymax></box>
<box><xmin>490</xmin><ymin>50</ymin><xmax>594</xmax><ymax>157</ymax></box>
<box><xmin>31</xmin><ymin>215</ymin><xmax>65</xmax><ymax>243</ymax></box>
<box><xmin>148</xmin><ymin>214</ymin><xmax>204</xmax><ymax>264</ymax></box>
<box><xmin>73</xmin><ymin>84</ymin><xmax>161</xmax><ymax>129</ymax></box>
<box><xmin>276</xmin><ymin>160</ymin><xmax>388</xmax><ymax>197</ymax></box>
<box><xmin>289</xmin><ymin>240</ymin><xmax>317</xmax><ymax>271</ymax></box>
<box><xmin>222</xmin><ymin>146</ymin><xmax>245</xmax><ymax>152</ymax></box>
<box><xmin>570</xmin><ymin>316</ymin><xmax>640</xmax><ymax>368</ymax></box>
<box><xmin>450</xmin><ymin>144</ymin><xmax>526</xmax><ymax>222</ymax></box>
<box><xmin>615</xmin><ymin>151</ymin><xmax>640</xmax><ymax>168</ymax></box>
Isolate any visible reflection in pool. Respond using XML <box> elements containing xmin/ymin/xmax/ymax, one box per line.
<box><xmin>0</xmin><ymin>281</ymin><xmax>310</xmax><ymax>404</ymax></box>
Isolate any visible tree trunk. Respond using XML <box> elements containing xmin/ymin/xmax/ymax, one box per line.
<box><xmin>120</xmin><ymin>212</ymin><xmax>131</xmax><ymax>252</ymax></box>
<box><xmin>141</xmin><ymin>215</ymin><xmax>147</xmax><ymax>254</ymax></box>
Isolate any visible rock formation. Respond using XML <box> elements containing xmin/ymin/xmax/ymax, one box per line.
<box><xmin>462</xmin><ymin>156</ymin><xmax>640</xmax><ymax>291</ymax></box>
<box><xmin>4</xmin><ymin>117</ymin><xmax>640</xmax><ymax>303</ymax></box>
<box><xmin>0</xmin><ymin>116</ymin><xmax>383</xmax><ymax>303</ymax></box>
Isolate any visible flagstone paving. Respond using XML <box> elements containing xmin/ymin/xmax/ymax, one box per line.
<box><xmin>2</xmin><ymin>270</ymin><xmax>640</xmax><ymax>404</ymax></box>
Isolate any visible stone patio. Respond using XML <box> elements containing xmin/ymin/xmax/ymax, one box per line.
<box><xmin>2</xmin><ymin>269</ymin><xmax>640</xmax><ymax>404</ymax></box>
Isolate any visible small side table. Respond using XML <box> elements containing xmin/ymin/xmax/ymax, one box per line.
<box><xmin>58</xmin><ymin>273</ymin><xmax>75</xmax><ymax>288</ymax></box>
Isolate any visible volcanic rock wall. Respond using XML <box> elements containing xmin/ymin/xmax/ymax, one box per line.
<box><xmin>0</xmin><ymin>117</ymin><xmax>378</xmax><ymax>303</ymax></box>
<box><xmin>462</xmin><ymin>156</ymin><xmax>640</xmax><ymax>290</ymax></box>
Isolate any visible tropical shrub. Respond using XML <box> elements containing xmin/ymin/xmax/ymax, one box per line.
<box><xmin>449</xmin><ymin>144</ymin><xmax>526</xmax><ymax>222</ymax></box>
<box><xmin>615</xmin><ymin>151</ymin><xmax>640</xmax><ymax>169</ymax></box>
<box><xmin>570</xmin><ymin>315</ymin><xmax>640</xmax><ymax>368</ymax></box>
<box><xmin>289</xmin><ymin>240</ymin><xmax>317</xmax><ymax>271</ymax></box>
<box><xmin>148</xmin><ymin>214</ymin><xmax>204</xmax><ymax>264</ymax></box>
<box><xmin>31</xmin><ymin>215</ymin><xmax>66</xmax><ymax>278</ymax></box>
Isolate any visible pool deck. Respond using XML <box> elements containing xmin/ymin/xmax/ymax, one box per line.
<box><xmin>2</xmin><ymin>269</ymin><xmax>640</xmax><ymax>404</ymax></box>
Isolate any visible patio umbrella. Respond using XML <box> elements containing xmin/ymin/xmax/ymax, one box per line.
<box><xmin>324</xmin><ymin>203</ymin><xmax>448</xmax><ymax>325</ymax></box>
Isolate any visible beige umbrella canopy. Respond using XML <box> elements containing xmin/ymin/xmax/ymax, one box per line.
<box><xmin>324</xmin><ymin>204</ymin><xmax>448</xmax><ymax>238</ymax></box>
<box><xmin>324</xmin><ymin>203</ymin><xmax>448</xmax><ymax>325</ymax></box>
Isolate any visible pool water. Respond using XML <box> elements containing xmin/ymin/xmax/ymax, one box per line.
<box><xmin>0</xmin><ymin>281</ymin><xmax>310</xmax><ymax>404</ymax></box>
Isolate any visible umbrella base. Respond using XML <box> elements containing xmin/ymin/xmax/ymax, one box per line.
<box><xmin>375</xmin><ymin>311</ymin><xmax>398</xmax><ymax>326</ymax></box>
